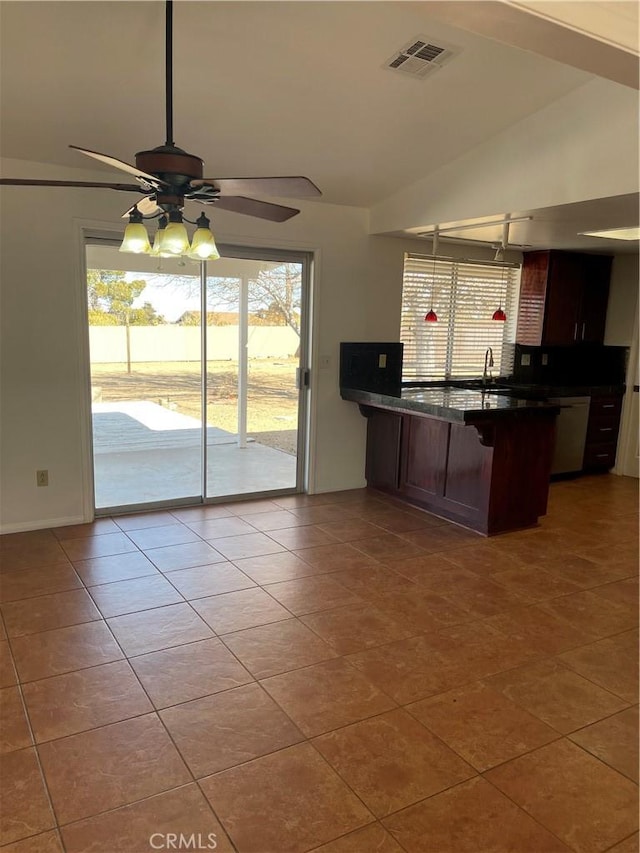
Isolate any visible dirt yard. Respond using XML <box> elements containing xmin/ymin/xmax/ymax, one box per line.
<box><xmin>91</xmin><ymin>359</ymin><xmax>299</xmax><ymax>455</ymax></box>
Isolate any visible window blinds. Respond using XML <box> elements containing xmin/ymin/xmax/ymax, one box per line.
<box><xmin>401</xmin><ymin>253</ymin><xmax>520</xmax><ymax>380</ymax></box>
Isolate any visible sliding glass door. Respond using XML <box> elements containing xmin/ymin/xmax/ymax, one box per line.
<box><xmin>86</xmin><ymin>242</ymin><xmax>309</xmax><ymax>512</ymax></box>
<box><xmin>204</xmin><ymin>253</ymin><xmax>305</xmax><ymax>498</ymax></box>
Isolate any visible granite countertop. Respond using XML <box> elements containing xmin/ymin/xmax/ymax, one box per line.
<box><xmin>403</xmin><ymin>379</ymin><xmax>625</xmax><ymax>399</ymax></box>
<box><xmin>340</xmin><ymin>386</ymin><xmax>559</xmax><ymax>423</ymax></box>
<box><xmin>491</xmin><ymin>383</ymin><xmax>624</xmax><ymax>398</ymax></box>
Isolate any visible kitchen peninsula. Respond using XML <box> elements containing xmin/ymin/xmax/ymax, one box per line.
<box><xmin>341</xmin><ymin>384</ymin><xmax>559</xmax><ymax>536</ymax></box>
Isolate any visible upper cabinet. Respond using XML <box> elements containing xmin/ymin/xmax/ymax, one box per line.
<box><xmin>516</xmin><ymin>251</ymin><xmax>612</xmax><ymax>346</ymax></box>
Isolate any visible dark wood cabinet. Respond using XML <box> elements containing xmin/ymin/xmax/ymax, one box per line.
<box><xmin>401</xmin><ymin>417</ymin><xmax>449</xmax><ymax>499</ymax></box>
<box><xmin>362</xmin><ymin>406</ymin><xmax>556</xmax><ymax>535</ymax></box>
<box><xmin>517</xmin><ymin>251</ymin><xmax>611</xmax><ymax>346</ymax></box>
<box><xmin>583</xmin><ymin>393</ymin><xmax>623</xmax><ymax>471</ymax></box>
<box><xmin>580</xmin><ymin>256</ymin><xmax>612</xmax><ymax>343</ymax></box>
<box><xmin>364</xmin><ymin>409</ymin><xmax>402</xmax><ymax>490</ymax></box>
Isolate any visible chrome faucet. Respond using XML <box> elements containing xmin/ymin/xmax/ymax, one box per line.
<box><xmin>482</xmin><ymin>347</ymin><xmax>494</xmax><ymax>385</ymax></box>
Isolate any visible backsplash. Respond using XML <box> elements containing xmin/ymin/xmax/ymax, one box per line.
<box><xmin>339</xmin><ymin>342</ymin><xmax>404</xmax><ymax>393</ymax></box>
<box><xmin>512</xmin><ymin>343</ymin><xmax>627</xmax><ymax>386</ymax></box>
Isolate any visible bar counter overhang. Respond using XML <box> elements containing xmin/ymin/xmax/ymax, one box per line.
<box><xmin>341</xmin><ymin>384</ymin><xmax>560</xmax><ymax>536</ymax></box>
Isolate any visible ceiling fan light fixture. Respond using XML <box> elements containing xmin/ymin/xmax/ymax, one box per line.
<box><xmin>162</xmin><ymin>209</ymin><xmax>191</xmax><ymax>255</ymax></box>
<box><xmin>119</xmin><ymin>206</ymin><xmax>151</xmax><ymax>254</ymax></box>
<box><xmin>0</xmin><ymin>1</ymin><xmax>320</xmax><ymax>230</ymax></box>
<box><xmin>150</xmin><ymin>215</ymin><xmax>174</xmax><ymax>257</ymax></box>
<box><xmin>187</xmin><ymin>213</ymin><xmax>220</xmax><ymax>260</ymax></box>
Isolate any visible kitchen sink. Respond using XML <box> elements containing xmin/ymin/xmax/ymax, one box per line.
<box><xmin>402</xmin><ymin>379</ymin><xmax>516</xmax><ymax>395</ymax></box>
<box><xmin>450</xmin><ymin>379</ymin><xmax>514</xmax><ymax>393</ymax></box>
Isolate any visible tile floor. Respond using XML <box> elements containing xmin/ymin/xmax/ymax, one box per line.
<box><xmin>0</xmin><ymin>474</ymin><xmax>638</xmax><ymax>853</ymax></box>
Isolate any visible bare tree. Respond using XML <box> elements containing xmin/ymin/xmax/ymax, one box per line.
<box><xmin>135</xmin><ymin>262</ymin><xmax>303</xmax><ymax>336</ymax></box>
<box><xmin>206</xmin><ymin>264</ymin><xmax>302</xmax><ymax>336</ymax></box>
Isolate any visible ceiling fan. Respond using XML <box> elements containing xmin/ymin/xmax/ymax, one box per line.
<box><xmin>0</xmin><ymin>0</ymin><xmax>321</xmax><ymax>256</ymax></box>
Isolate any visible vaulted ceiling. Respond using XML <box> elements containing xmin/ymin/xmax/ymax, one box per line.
<box><xmin>1</xmin><ymin>1</ymin><xmax>638</xmax><ymax>250</ymax></box>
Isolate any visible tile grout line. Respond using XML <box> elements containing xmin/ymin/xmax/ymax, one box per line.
<box><xmin>1</xmin><ymin>481</ymin><xmax>636</xmax><ymax>851</ymax></box>
<box><xmin>34</xmin><ymin>578</ymin><xmax>242</xmax><ymax>853</ymax></box>
<box><xmin>476</xmin><ymin>769</ymin><xmax>583</xmax><ymax>852</ymax></box>
<box><xmin>2</xmin><ymin>629</ymin><xmax>68</xmax><ymax>852</ymax></box>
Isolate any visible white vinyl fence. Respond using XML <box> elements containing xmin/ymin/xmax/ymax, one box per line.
<box><xmin>89</xmin><ymin>325</ymin><xmax>299</xmax><ymax>363</ymax></box>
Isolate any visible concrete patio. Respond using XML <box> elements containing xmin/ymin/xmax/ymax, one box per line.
<box><xmin>92</xmin><ymin>402</ymin><xmax>298</xmax><ymax>509</ymax></box>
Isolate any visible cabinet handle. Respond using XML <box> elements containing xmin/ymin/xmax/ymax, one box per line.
<box><xmin>599</xmin><ymin>427</ymin><xmax>613</xmax><ymax>432</ymax></box>
<box><xmin>581</xmin><ymin>323</ymin><xmax>585</xmax><ymax>340</ymax></box>
<box><xmin>573</xmin><ymin>323</ymin><xmax>578</xmax><ymax>340</ymax></box>
<box><xmin>596</xmin><ymin>453</ymin><xmax>610</xmax><ymax>458</ymax></box>
<box><xmin>602</xmin><ymin>404</ymin><xmax>615</xmax><ymax>409</ymax></box>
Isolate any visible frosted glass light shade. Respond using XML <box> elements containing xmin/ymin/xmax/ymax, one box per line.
<box><xmin>150</xmin><ymin>218</ymin><xmax>173</xmax><ymax>257</ymax></box>
<box><xmin>162</xmin><ymin>220</ymin><xmax>190</xmax><ymax>255</ymax></box>
<box><xmin>188</xmin><ymin>226</ymin><xmax>220</xmax><ymax>260</ymax></box>
<box><xmin>119</xmin><ymin>222</ymin><xmax>151</xmax><ymax>254</ymax></box>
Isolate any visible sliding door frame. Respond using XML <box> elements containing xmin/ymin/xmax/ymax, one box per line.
<box><xmin>79</xmin><ymin>229</ymin><xmax>313</xmax><ymax>516</ymax></box>
<box><xmin>204</xmin><ymin>243</ymin><xmax>313</xmax><ymax>503</ymax></box>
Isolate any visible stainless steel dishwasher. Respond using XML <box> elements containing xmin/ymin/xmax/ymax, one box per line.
<box><xmin>548</xmin><ymin>396</ymin><xmax>591</xmax><ymax>475</ymax></box>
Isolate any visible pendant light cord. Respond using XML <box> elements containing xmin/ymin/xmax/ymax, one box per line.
<box><xmin>165</xmin><ymin>0</ymin><xmax>174</xmax><ymax>146</ymax></box>
<box><xmin>431</xmin><ymin>229</ymin><xmax>439</xmax><ymax>307</ymax></box>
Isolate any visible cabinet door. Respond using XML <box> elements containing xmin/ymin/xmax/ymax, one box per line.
<box><xmin>579</xmin><ymin>255</ymin><xmax>611</xmax><ymax>344</ymax></box>
<box><xmin>516</xmin><ymin>251</ymin><xmax>549</xmax><ymax>345</ymax></box>
<box><xmin>365</xmin><ymin>410</ymin><xmax>402</xmax><ymax>491</ymax></box>
<box><xmin>542</xmin><ymin>254</ymin><xmax>583</xmax><ymax>345</ymax></box>
<box><xmin>400</xmin><ymin>416</ymin><xmax>449</xmax><ymax>498</ymax></box>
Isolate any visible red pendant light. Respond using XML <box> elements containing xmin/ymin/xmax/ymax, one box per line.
<box><xmin>493</xmin><ymin>230</ymin><xmax>508</xmax><ymax>321</ymax></box>
<box><xmin>425</xmin><ymin>229</ymin><xmax>439</xmax><ymax>323</ymax></box>
<box><xmin>492</xmin><ymin>306</ymin><xmax>507</xmax><ymax>321</ymax></box>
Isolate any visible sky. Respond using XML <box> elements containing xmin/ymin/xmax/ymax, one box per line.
<box><xmin>129</xmin><ymin>273</ymin><xmax>238</xmax><ymax>322</ymax></box>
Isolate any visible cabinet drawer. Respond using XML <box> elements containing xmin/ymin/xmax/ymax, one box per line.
<box><xmin>589</xmin><ymin>396</ymin><xmax>622</xmax><ymax>418</ymax></box>
<box><xmin>587</xmin><ymin>417</ymin><xmax>621</xmax><ymax>444</ymax></box>
<box><xmin>583</xmin><ymin>443</ymin><xmax>617</xmax><ymax>469</ymax></box>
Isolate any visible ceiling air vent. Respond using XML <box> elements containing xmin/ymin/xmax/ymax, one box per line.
<box><xmin>385</xmin><ymin>36</ymin><xmax>458</xmax><ymax>80</ymax></box>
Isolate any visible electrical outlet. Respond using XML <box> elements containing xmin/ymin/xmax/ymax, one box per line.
<box><xmin>520</xmin><ymin>354</ymin><xmax>531</xmax><ymax>366</ymax></box>
<box><xmin>541</xmin><ymin>353</ymin><xmax>549</xmax><ymax>366</ymax></box>
<box><xmin>319</xmin><ymin>355</ymin><xmax>331</xmax><ymax>369</ymax></box>
<box><xmin>36</xmin><ymin>470</ymin><xmax>49</xmax><ymax>487</ymax></box>
<box><xmin>378</xmin><ymin>354</ymin><xmax>387</xmax><ymax>368</ymax></box>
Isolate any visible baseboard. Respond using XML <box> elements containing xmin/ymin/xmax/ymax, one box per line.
<box><xmin>312</xmin><ymin>480</ymin><xmax>368</xmax><ymax>494</ymax></box>
<box><xmin>0</xmin><ymin>515</ymin><xmax>88</xmax><ymax>535</ymax></box>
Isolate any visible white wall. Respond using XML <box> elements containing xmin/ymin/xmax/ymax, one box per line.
<box><xmin>0</xmin><ymin>158</ymin><xmax>409</xmax><ymax>531</ymax></box>
<box><xmin>1</xmin><ymin>147</ymin><xmax>632</xmax><ymax>531</ymax></box>
<box><xmin>89</xmin><ymin>325</ymin><xmax>300</xmax><ymax>363</ymax></box>
<box><xmin>604</xmin><ymin>253</ymin><xmax>639</xmax><ymax>479</ymax></box>
<box><xmin>370</xmin><ymin>78</ymin><xmax>639</xmax><ymax>234</ymax></box>
<box><xmin>604</xmin><ymin>253</ymin><xmax>640</xmax><ymax>346</ymax></box>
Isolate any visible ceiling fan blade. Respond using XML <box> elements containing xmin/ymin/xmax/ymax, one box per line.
<box><xmin>121</xmin><ymin>196</ymin><xmax>161</xmax><ymax>219</ymax></box>
<box><xmin>213</xmin><ymin>195</ymin><xmax>300</xmax><ymax>222</ymax></box>
<box><xmin>0</xmin><ymin>178</ymin><xmax>143</xmax><ymax>191</ymax></box>
<box><xmin>69</xmin><ymin>145</ymin><xmax>168</xmax><ymax>188</ymax></box>
<box><xmin>193</xmin><ymin>176</ymin><xmax>321</xmax><ymax>198</ymax></box>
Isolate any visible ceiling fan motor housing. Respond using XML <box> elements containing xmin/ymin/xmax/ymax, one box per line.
<box><xmin>135</xmin><ymin>145</ymin><xmax>203</xmax><ymax>188</ymax></box>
